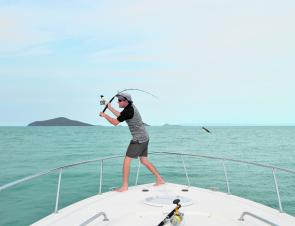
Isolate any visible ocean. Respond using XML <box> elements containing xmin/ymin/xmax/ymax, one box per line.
<box><xmin>0</xmin><ymin>126</ymin><xmax>295</xmax><ymax>226</ymax></box>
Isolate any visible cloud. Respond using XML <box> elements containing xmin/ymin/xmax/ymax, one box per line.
<box><xmin>2</xmin><ymin>0</ymin><xmax>294</xmax><ymax>59</ymax></box>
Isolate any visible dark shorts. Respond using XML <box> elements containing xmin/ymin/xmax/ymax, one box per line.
<box><xmin>126</xmin><ymin>140</ymin><xmax>149</xmax><ymax>158</ymax></box>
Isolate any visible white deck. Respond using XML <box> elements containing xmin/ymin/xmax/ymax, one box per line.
<box><xmin>32</xmin><ymin>183</ymin><xmax>295</xmax><ymax>226</ymax></box>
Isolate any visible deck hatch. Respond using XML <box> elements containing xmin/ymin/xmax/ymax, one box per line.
<box><xmin>144</xmin><ymin>195</ymin><xmax>193</xmax><ymax>207</ymax></box>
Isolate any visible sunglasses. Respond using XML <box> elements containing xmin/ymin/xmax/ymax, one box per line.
<box><xmin>118</xmin><ymin>99</ymin><xmax>125</xmax><ymax>102</ymax></box>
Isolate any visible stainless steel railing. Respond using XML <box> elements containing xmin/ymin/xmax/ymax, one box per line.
<box><xmin>239</xmin><ymin>212</ymin><xmax>279</xmax><ymax>226</ymax></box>
<box><xmin>156</xmin><ymin>151</ymin><xmax>295</xmax><ymax>213</ymax></box>
<box><xmin>1</xmin><ymin>152</ymin><xmax>295</xmax><ymax>214</ymax></box>
<box><xmin>79</xmin><ymin>212</ymin><xmax>109</xmax><ymax>226</ymax></box>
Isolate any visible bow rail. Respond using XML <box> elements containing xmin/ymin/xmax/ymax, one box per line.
<box><xmin>1</xmin><ymin>152</ymin><xmax>295</xmax><ymax>214</ymax></box>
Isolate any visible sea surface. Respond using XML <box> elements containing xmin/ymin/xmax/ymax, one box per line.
<box><xmin>0</xmin><ymin>126</ymin><xmax>295</xmax><ymax>226</ymax></box>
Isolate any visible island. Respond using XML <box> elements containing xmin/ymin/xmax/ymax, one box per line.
<box><xmin>27</xmin><ymin>117</ymin><xmax>93</xmax><ymax>126</ymax></box>
<box><xmin>162</xmin><ymin>123</ymin><xmax>180</xmax><ymax>127</ymax></box>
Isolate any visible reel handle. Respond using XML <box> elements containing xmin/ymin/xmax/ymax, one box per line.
<box><xmin>173</xmin><ymin>199</ymin><xmax>180</xmax><ymax>205</ymax></box>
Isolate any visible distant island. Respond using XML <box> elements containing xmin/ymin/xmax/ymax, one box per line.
<box><xmin>162</xmin><ymin>123</ymin><xmax>180</xmax><ymax>127</ymax></box>
<box><xmin>28</xmin><ymin>117</ymin><xmax>93</xmax><ymax>126</ymax></box>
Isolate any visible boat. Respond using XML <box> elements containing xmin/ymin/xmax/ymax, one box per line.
<box><xmin>1</xmin><ymin>151</ymin><xmax>295</xmax><ymax>226</ymax></box>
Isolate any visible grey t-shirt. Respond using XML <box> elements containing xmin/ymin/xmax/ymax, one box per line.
<box><xmin>117</xmin><ymin>103</ymin><xmax>149</xmax><ymax>143</ymax></box>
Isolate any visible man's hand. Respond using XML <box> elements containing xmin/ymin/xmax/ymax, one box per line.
<box><xmin>99</xmin><ymin>112</ymin><xmax>106</xmax><ymax>117</ymax></box>
<box><xmin>107</xmin><ymin>103</ymin><xmax>112</xmax><ymax>109</ymax></box>
<box><xmin>99</xmin><ymin>112</ymin><xmax>120</xmax><ymax>126</ymax></box>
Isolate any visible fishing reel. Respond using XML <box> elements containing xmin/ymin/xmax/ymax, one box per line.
<box><xmin>158</xmin><ymin>199</ymin><xmax>184</xmax><ymax>226</ymax></box>
<box><xmin>100</xmin><ymin>95</ymin><xmax>106</xmax><ymax>105</ymax></box>
<box><xmin>169</xmin><ymin>199</ymin><xmax>184</xmax><ymax>226</ymax></box>
<box><xmin>170</xmin><ymin>212</ymin><xmax>183</xmax><ymax>225</ymax></box>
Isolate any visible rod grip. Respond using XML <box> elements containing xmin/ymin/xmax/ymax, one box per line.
<box><xmin>102</xmin><ymin>97</ymin><xmax>115</xmax><ymax>113</ymax></box>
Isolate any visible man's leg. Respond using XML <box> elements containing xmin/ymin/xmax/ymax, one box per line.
<box><xmin>140</xmin><ymin>157</ymin><xmax>165</xmax><ymax>186</ymax></box>
<box><xmin>116</xmin><ymin>156</ymin><xmax>132</xmax><ymax>192</ymax></box>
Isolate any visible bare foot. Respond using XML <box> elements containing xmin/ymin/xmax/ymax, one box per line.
<box><xmin>154</xmin><ymin>177</ymin><xmax>165</xmax><ymax>186</ymax></box>
<box><xmin>115</xmin><ymin>186</ymin><xmax>128</xmax><ymax>192</ymax></box>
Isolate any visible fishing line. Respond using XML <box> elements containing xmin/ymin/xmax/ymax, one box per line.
<box><xmin>100</xmin><ymin>88</ymin><xmax>158</xmax><ymax>113</ymax></box>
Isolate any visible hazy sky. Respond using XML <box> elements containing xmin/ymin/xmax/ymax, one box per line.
<box><xmin>0</xmin><ymin>0</ymin><xmax>294</xmax><ymax>126</ymax></box>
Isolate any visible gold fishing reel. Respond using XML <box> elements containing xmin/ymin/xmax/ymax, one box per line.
<box><xmin>169</xmin><ymin>199</ymin><xmax>184</xmax><ymax>226</ymax></box>
<box><xmin>170</xmin><ymin>213</ymin><xmax>184</xmax><ymax>225</ymax></box>
<box><xmin>158</xmin><ymin>199</ymin><xmax>184</xmax><ymax>226</ymax></box>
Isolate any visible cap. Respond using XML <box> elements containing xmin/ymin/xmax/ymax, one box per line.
<box><xmin>116</xmin><ymin>92</ymin><xmax>133</xmax><ymax>102</ymax></box>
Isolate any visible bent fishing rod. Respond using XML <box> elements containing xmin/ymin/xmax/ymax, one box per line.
<box><xmin>100</xmin><ymin>88</ymin><xmax>158</xmax><ymax>113</ymax></box>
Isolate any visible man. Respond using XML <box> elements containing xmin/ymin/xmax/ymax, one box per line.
<box><xmin>99</xmin><ymin>92</ymin><xmax>165</xmax><ymax>192</ymax></box>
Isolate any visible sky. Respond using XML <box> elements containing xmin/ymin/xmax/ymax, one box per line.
<box><xmin>0</xmin><ymin>0</ymin><xmax>294</xmax><ymax>126</ymax></box>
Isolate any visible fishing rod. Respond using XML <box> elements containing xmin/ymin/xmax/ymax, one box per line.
<box><xmin>157</xmin><ymin>199</ymin><xmax>184</xmax><ymax>226</ymax></box>
<box><xmin>100</xmin><ymin>88</ymin><xmax>158</xmax><ymax>113</ymax></box>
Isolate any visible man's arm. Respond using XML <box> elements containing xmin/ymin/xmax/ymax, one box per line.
<box><xmin>99</xmin><ymin>112</ymin><xmax>120</xmax><ymax>126</ymax></box>
<box><xmin>106</xmin><ymin>104</ymin><xmax>120</xmax><ymax>117</ymax></box>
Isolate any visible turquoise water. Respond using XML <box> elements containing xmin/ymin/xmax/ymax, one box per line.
<box><xmin>0</xmin><ymin>126</ymin><xmax>295</xmax><ymax>226</ymax></box>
